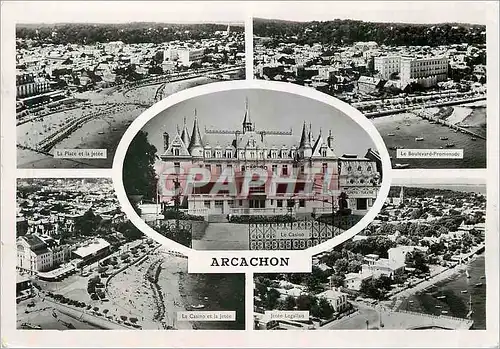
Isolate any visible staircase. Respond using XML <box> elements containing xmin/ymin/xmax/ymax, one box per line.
<box><xmin>207</xmin><ymin>214</ymin><xmax>228</xmax><ymax>223</ymax></box>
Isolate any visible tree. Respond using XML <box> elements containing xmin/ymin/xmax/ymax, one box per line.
<box><xmin>123</xmin><ymin>131</ymin><xmax>158</xmax><ymax>202</ymax></box>
<box><xmin>265</xmin><ymin>288</ymin><xmax>281</xmax><ymax>309</ymax></box>
<box><xmin>296</xmin><ymin>294</ymin><xmax>317</xmax><ymax>311</ymax></box>
<box><xmin>74</xmin><ymin>208</ymin><xmax>102</xmax><ymax>236</ymax></box>
<box><xmin>330</xmin><ymin>274</ymin><xmax>345</xmax><ymax>288</ymax></box>
<box><xmin>317</xmin><ymin>297</ymin><xmax>335</xmax><ymax>319</ymax></box>
<box><xmin>405</xmin><ymin>250</ymin><xmax>429</xmax><ymax>273</ymax></box>
<box><xmin>284</xmin><ymin>295</ymin><xmax>296</xmax><ymax>310</ymax></box>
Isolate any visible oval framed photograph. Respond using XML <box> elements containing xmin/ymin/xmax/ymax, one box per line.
<box><xmin>112</xmin><ymin>80</ymin><xmax>393</xmax><ymax>256</ymax></box>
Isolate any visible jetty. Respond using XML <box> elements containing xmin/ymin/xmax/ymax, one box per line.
<box><xmin>413</xmin><ymin>109</ymin><xmax>486</xmax><ymax>140</ymax></box>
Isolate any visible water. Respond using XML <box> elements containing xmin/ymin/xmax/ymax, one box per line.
<box><xmin>373</xmin><ymin>106</ymin><xmax>486</xmax><ymax>169</ymax></box>
<box><xmin>399</xmin><ymin>254</ymin><xmax>486</xmax><ymax>329</ymax></box>
<box><xmin>180</xmin><ymin>273</ymin><xmax>246</xmax><ymax>330</ymax></box>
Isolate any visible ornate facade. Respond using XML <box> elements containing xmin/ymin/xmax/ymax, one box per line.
<box><xmin>158</xmin><ymin>100</ymin><xmax>381</xmax><ymax>217</ymax></box>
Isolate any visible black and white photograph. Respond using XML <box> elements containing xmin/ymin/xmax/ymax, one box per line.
<box><xmin>16</xmin><ymin>19</ymin><xmax>245</xmax><ymax>169</ymax></box>
<box><xmin>16</xmin><ymin>178</ymin><xmax>245</xmax><ymax>330</ymax></box>
<box><xmin>121</xmin><ymin>86</ymin><xmax>388</xmax><ymax>251</ymax></box>
<box><xmin>1</xmin><ymin>1</ymin><xmax>499</xmax><ymax>348</ymax></box>
<box><xmin>253</xmin><ymin>5</ymin><xmax>487</xmax><ymax>169</ymax></box>
<box><xmin>254</xmin><ymin>177</ymin><xmax>486</xmax><ymax>330</ymax></box>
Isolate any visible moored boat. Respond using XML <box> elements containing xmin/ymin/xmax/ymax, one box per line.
<box><xmin>439</xmin><ymin>136</ymin><xmax>448</xmax><ymax>140</ymax></box>
<box><xmin>415</xmin><ymin>137</ymin><xmax>424</xmax><ymax>141</ymax></box>
<box><xmin>461</xmin><ymin>290</ymin><xmax>468</xmax><ymax>294</ymax></box>
<box><xmin>475</xmin><ymin>283</ymin><xmax>483</xmax><ymax>287</ymax></box>
<box><xmin>445</xmin><ymin>143</ymin><xmax>455</xmax><ymax>148</ymax></box>
<box><xmin>394</xmin><ymin>163</ymin><xmax>410</xmax><ymax>169</ymax></box>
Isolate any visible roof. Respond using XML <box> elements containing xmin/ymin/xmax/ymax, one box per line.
<box><xmin>73</xmin><ymin>238</ymin><xmax>110</xmax><ymax>259</ymax></box>
<box><xmin>316</xmin><ymin>289</ymin><xmax>347</xmax><ymax>300</ymax></box>
<box><xmin>22</xmin><ymin>235</ymin><xmax>46</xmax><ymax>249</ymax></box>
<box><xmin>33</xmin><ymin>248</ymin><xmax>51</xmax><ymax>256</ymax></box>
<box><xmin>17</xmin><ymin>274</ymin><xmax>31</xmax><ymax>284</ymax></box>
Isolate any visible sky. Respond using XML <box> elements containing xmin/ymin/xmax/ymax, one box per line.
<box><xmin>6</xmin><ymin>1</ymin><xmax>491</xmax><ymax>25</ymax></box>
<box><xmin>392</xmin><ymin>176</ymin><xmax>486</xmax><ymax>194</ymax></box>
<box><xmin>141</xmin><ymin>88</ymin><xmax>378</xmax><ymax>160</ymax></box>
<box><xmin>253</xmin><ymin>1</ymin><xmax>491</xmax><ymax>25</ymax></box>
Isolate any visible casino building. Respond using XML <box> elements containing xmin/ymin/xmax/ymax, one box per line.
<box><xmin>158</xmin><ymin>100</ymin><xmax>381</xmax><ymax>218</ymax></box>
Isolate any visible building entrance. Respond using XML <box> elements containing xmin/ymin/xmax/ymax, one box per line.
<box><xmin>249</xmin><ymin>199</ymin><xmax>266</xmax><ymax>209</ymax></box>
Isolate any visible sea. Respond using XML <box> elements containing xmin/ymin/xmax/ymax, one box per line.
<box><xmin>373</xmin><ymin>105</ymin><xmax>486</xmax><ymax>169</ymax></box>
<box><xmin>180</xmin><ymin>273</ymin><xmax>246</xmax><ymax>330</ymax></box>
<box><xmin>398</xmin><ymin>254</ymin><xmax>486</xmax><ymax>330</ymax></box>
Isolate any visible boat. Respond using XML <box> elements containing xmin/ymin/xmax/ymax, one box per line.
<box><xmin>435</xmin><ymin>305</ymin><xmax>442</xmax><ymax>309</ymax></box>
<box><xmin>461</xmin><ymin>290</ymin><xmax>468</xmax><ymax>294</ymax></box>
<box><xmin>415</xmin><ymin>137</ymin><xmax>424</xmax><ymax>141</ymax></box>
<box><xmin>396</xmin><ymin>127</ymin><xmax>401</xmax><ymax>130</ymax></box>
<box><xmin>387</xmin><ymin>133</ymin><xmax>395</xmax><ymax>136</ymax></box>
<box><xmin>480</xmin><ymin>276</ymin><xmax>485</xmax><ymax>279</ymax></box>
<box><xmin>409</xmin><ymin>300</ymin><xmax>414</xmax><ymax>304</ymax></box>
<box><xmin>445</xmin><ymin>143</ymin><xmax>455</xmax><ymax>148</ymax></box>
<box><xmin>394</xmin><ymin>163</ymin><xmax>410</xmax><ymax>169</ymax></box>
<box><xmin>190</xmin><ymin>304</ymin><xmax>205</xmax><ymax>309</ymax></box>
<box><xmin>440</xmin><ymin>137</ymin><xmax>448</xmax><ymax>140</ymax></box>
<box><xmin>203</xmin><ymin>297</ymin><xmax>209</xmax><ymax>301</ymax></box>
<box><xmin>441</xmin><ymin>310</ymin><xmax>448</xmax><ymax>314</ymax></box>
<box><xmin>466</xmin><ymin>270</ymin><xmax>471</xmax><ymax>278</ymax></box>
<box><xmin>471</xmin><ymin>137</ymin><xmax>477</xmax><ymax>141</ymax></box>
<box><xmin>475</xmin><ymin>283</ymin><xmax>483</xmax><ymax>287</ymax></box>
<box><xmin>98</xmin><ymin>131</ymin><xmax>105</xmax><ymax>135</ymax></box>
<box><xmin>436</xmin><ymin>296</ymin><xmax>446</xmax><ymax>300</ymax></box>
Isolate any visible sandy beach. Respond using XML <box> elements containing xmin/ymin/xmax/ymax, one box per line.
<box><xmin>16</xmin><ymin>76</ymin><xmax>216</xmax><ymax>168</ymax></box>
<box><xmin>106</xmin><ymin>247</ymin><xmax>192</xmax><ymax>330</ymax></box>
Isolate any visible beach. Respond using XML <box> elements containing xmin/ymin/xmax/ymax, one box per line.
<box><xmin>373</xmin><ymin>103</ymin><xmax>486</xmax><ymax>168</ymax></box>
<box><xmin>17</xmin><ymin>76</ymin><xmax>216</xmax><ymax>168</ymax></box>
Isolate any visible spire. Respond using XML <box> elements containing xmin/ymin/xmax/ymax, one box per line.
<box><xmin>180</xmin><ymin>116</ymin><xmax>190</xmax><ymax>147</ymax></box>
<box><xmin>299</xmin><ymin>121</ymin><xmax>307</xmax><ymax>148</ymax></box>
<box><xmin>188</xmin><ymin>111</ymin><xmax>203</xmax><ymax>157</ymax></box>
<box><xmin>308</xmin><ymin>122</ymin><xmax>313</xmax><ymax>145</ymax></box>
<box><xmin>242</xmin><ymin>97</ymin><xmax>254</xmax><ymax>133</ymax></box>
<box><xmin>327</xmin><ymin>129</ymin><xmax>334</xmax><ymax>149</ymax></box>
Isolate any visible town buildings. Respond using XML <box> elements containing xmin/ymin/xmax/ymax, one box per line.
<box><xmin>17</xmin><ymin>234</ymin><xmax>71</xmax><ymax>273</ymax></box>
<box><xmin>316</xmin><ymin>288</ymin><xmax>349</xmax><ymax>312</ymax></box>
<box><xmin>400</xmin><ymin>55</ymin><xmax>449</xmax><ymax>87</ymax></box>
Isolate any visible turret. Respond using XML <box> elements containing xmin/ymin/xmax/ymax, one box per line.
<box><xmin>242</xmin><ymin>97</ymin><xmax>255</xmax><ymax>133</ymax></box>
<box><xmin>327</xmin><ymin>129</ymin><xmax>334</xmax><ymax>149</ymax></box>
<box><xmin>299</xmin><ymin>122</ymin><xmax>312</xmax><ymax>158</ymax></box>
<box><xmin>180</xmin><ymin>117</ymin><xmax>190</xmax><ymax>147</ymax></box>
<box><xmin>163</xmin><ymin>132</ymin><xmax>169</xmax><ymax>152</ymax></box>
<box><xmin>188</xmin><ymin>110</ymin><xmax>204</xmax><ymax>158</ymax></box>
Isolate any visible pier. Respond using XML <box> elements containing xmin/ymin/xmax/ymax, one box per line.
<box><xmin>413</xmin><ymin>109</ymin><xmax>486</xmax><ymax>140</ymax></box>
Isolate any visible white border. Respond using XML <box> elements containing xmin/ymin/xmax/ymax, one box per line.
<box><xmin>111</xmin><ymin>80</ymin><xmax>393</xmax><ymax>259</ymax></box>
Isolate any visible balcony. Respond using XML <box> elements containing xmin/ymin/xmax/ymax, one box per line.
<box><xmin>229</xmin><ymin>207</ymin><xmax>292</xmax><ymax>216</ymax></box>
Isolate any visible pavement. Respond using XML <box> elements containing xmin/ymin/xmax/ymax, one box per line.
<box><xmin>192</xmin><ymin>223</ymin><xmax>249</xmax><ymax>250</ymax></box>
